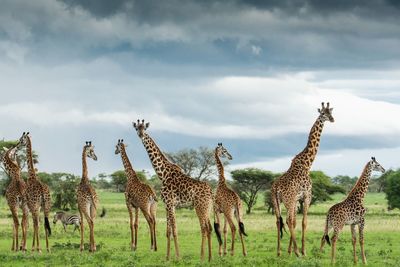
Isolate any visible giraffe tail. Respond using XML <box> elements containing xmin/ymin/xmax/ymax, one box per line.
<box><xmin>279</xmin><ymin>216</ymin><xmax>285</xmax><ymax>239</ymax></box>
<box><xmin>324</xmin><ymin>234</ymin><xmax>331</xmax><ymax>246</ymax></box>
<box><xmin>44</xmin><ymin>217</ymin><xmax>51</xmax><ymax>236</ymax></box>
<box><xmin>214</xmin><ymin>222</ymin><xmax>223</xmax><ymax>246</ymax></box>
<box><xmin>235</xmin><ymin>204</ymin><xmax>248</xmax><ymax>237</ymax></box>
<box><xmin>100</xmin><ymin>207</ymin><xmax>107</xmax><ymax>218</ymax></box>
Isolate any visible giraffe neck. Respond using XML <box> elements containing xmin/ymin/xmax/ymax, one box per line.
<box><xmin>293</xmin><ymin>117</ymin><xmax>325</xmax><ymax>170</ymax></box>
<box><xmin>142</xmin><ymin>133</ymin><xmax>172</xmax><ymax>182</ymax></box>
<box><xmin>26</xmin><ymin>137</ymin><xmax>37</xmax><ymax>180</ymax></box>
<box><xmin>215</xmin><ymin>149</ymin><xmax>225</xmax><ymax>186</ymax></box>
<box><xmin>81</xmin><ymin>148</ymin><xmax>89</xmax><ymax>183</ymax></box>
<box><xmin>120</xmin><ymin>146</ymin><xmax>139</xmax><ymax>182</ymax></box>
<box><xmin>3</xmin><ymin>147</ymin><xmax>20</xmax><ymax>180</ymax></box>
<box><xmin>347</xmin><ymin>162</ymin><xmax>373</xmax><ymax>201</ymax></box>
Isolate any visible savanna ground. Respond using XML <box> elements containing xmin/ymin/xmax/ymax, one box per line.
<box><xmin>0</xmin><ymin>192</ymin><xmax>399</xmax><ymax>267</ymax></box>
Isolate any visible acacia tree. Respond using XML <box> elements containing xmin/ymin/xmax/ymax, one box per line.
<box><xmin>231</xmin><ymin>168</ymin><xmax>274</xmax><ymax>214</ymax></box>
<box><xmin>165</xmin><ymin>146</ymin><xmax>226</xmax><ymax>181</ymax></box>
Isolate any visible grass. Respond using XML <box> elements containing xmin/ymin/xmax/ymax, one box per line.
<box><xmin>0</xmin><ymin>192</ymin><xmax>399</xmax><ymax>266</ymax></box>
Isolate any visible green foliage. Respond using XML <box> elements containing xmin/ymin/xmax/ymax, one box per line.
<box><xmin>264</xmin><ymin>189</ymin><xmax>274</xmax><ymax>214</ymax></box>
<box><xmin>111</xmin><ymin>170</ymin><xmax>147</xmax><ymax>192</ymax></box>
<box><xmin>309</xmin><ymin>171</ymin><xmax>345</xmax><ymax>204</ymax></box>
<box><xmin>332</xmin><ymin>175</ymin><xmax>357</xmax><ymax>192</ymax></box>
<box><xmin>52</xmin><ymin>173</ymin><xmax>80</xmax><ymax>210</ymax></box>
<box><xmin>382</xmin><ymin>169</ymin><xmax>400</xmax><ymax>210</ymax></box>
<box><xmin>96</xmin><ymin>173</ymin><xmax>112</xmax><ymax>190</ymax></box>
<box><xmin>231</xmin><ymin>168</ymin><xmax>275</xmax><ymax>214</ymax></box>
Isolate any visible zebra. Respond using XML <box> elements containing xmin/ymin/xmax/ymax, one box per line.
<box><xmin>53</xmin><ymin>211</ymin><xmax>80</xmax><ymax>233</ymax></box>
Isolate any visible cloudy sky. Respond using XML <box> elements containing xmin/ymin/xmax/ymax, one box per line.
<box><xmin>1</xmin><ymin>0</ymin><xmax>400</xmax><ymax>178</ymax></box>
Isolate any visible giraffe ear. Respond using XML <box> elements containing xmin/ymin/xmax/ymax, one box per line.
<box><xmin>145</xmin><ymin>122</ymin><xmax>150</xmax><ymax>129</ymax></box>
<box><xmin>132</xmin><ymin>122</ymin><xmax>137</xmax><ymax>128</ymax></box>
<box><xmin>318</xmin><ymin>108</ymin><xmax>321</xmax><ymax>113</ymax></box>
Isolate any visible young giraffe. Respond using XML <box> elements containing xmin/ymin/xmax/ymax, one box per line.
<box><xmin>320</xmin><ymin>157</ymin><xmax>385</xmax><ymax>264</ymax></box>
<box><xmin>213</xmin><ymin>143</ymin><xmax>247</xmax><ymax>256</ymax></box>
<box><xmin>77</xmin><ymin>141</ymin><xmax>98</xmax><ymax>252</ymax></box>
<box><xmin>115</xmin><ymin>139</ymin><xmax>158</xmax><ymax>251</ymax></box>
<box><xmin>2</xmin><ymin>141</ymin><xmax>29</xmax><ymax>252</ymax></box>
<box><xmin>133</xmin><ymin>119</ymin><xmax>213</xmax><ymax>261</ymax></box>
<box><xmin>271</xmin><ymin>102</ymin><xmax>334</xmax><ymax>257</ymax></box>
<box><xmin>19</xmin><ymin>132</ymin><xmax>52</xmax><ymax>253</ymax></box>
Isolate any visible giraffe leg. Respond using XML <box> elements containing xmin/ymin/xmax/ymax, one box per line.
<box><xmin>301</xmin><ymin>194</ymin><xmax>311</xmax><ymax>256</ymax></box>
<box><xmin>79</xmin><ymin>209</ymin><xmax>84</xmax><ymax>252</ymax></box>
<box><xmin>287</xmin><ymin>205</ymin><xmax>300</xmax><ymax>257</ymax></box>
<box><xmin>359</xmin><ymin>218</ymin><xmax>367</xmax><ymax>264</ymax></box>
<box><xmin>223</xmin><ymin>215</ymin><xmax>228</xmax><ymax>256</ymax></box>
<box><xmin>195</xmin><ymin>206</ymin><xmax>208</xmax><ymax>261</ymax></box>
<box><xmin>150</xmin><ymin>202</ymin><xmax>157</xmax><ymax>252</ymax></box>
<box><xmin>142</xmin><ymin>208</ymin><xmax>154</xmax><ymax>251</ymax></box>
<box><xmin>351</xmin><ymin>224</ymin><xmax>358</xmax><ymax>264</ymax></box>
<box><xmin>127</xmin><ymin>204</ymin><xmax>135</xmax><ymax>250</ymax></box>
<box><xmin>207</xmin><ymin>218</ymin><xmax>212</xmax><ymax>262</ymax></box>
<box><xmin>235</xmin><ymin>203</ymin><xmax>247</xmax><ymax>256</ymax></box>
<box><xmin>90</xmin><ymin>204</ymin><xmax>97</xmax><ymax>252</ymax></box>
<box><xmin>214</xmin><ymin>211</ymin><xmax>223</xmax><ymax>256</ymax></box>
<box><xmin>32</xmin><ymin>211</ymin><xmax>41</xmax><ymax>253</ymax></box>
<box><xmin>272</xmin><ymin>190</ymin><xmax>282</xmax><ymax>256</ymax></box>
<box><xmin>320</xmin><ymin>218</ymin><xmax>330</xmax><ymax>252</ymax></box>
<box><xmin>166</xmin><ymin>206</ymin><xmax>179</xmax><ymax>260</ymax></box>
<box><xmin>134</xmin><ymin>208</ymin><xmax>139</xmax><ymax>251</ymax></box>
<box><xmin>9</xmin><ymin>206</ymin><xmax>19</xmax><ymax>252</ymax></box>
<box><xmin>287</xmin><ymin>216</ymin><xmax>295</xmax><ymax>255</ymax></box>
<box><xmin>21</xmin><ymin>204</ymin><xmax>29</xmax><ymax>252</ymax></box>
<box><xmin>331</xmin><ymin>229</ymin><xmax>339</xmax><ymax>264</ymax></box>
<box><xmin>225</xmin><ymin>210</ymin><xmax>236</xmax><ymax>256</ymax></box>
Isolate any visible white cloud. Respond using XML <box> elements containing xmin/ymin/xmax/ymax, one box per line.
<box><xmin>229</xmin><ymin>146</ymin><xmax>400</xmax><ymax>177</ymax></box>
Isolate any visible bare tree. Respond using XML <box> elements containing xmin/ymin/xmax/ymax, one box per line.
<box><xmin>165</xmin><ymin>146</ymin><xmax>227</xmax><ymax>181</ymax></box>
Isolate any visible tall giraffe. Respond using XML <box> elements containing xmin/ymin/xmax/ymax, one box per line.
<box><xmin>115</xmin><ymin>139</ymin><xmax>158</xmax><ymax>251</ymax></box>
<box><xmin>2</xmin><ymin>140</ymin><xmax>29</xmax><ymax>251</ymax></box>
<box><xmin>19</xmin><ymin>132</ymin><xmax>52</xmax><ymax>252</ymax></box>
<box><xmin>76</xmin><ymin>141</ymin><xmax>98</xmax><ymax>252</ymax></box>
<box><xmin>271</xmin><ymin>102</ymin><xmax>334</xmax><ymax>257</ymax></box>
<box><xmin>213</xmin><ymin>143</ymin><xmax>247</xmax><ymax>257</ymax></box>
<box><xmin>133</xmin><ymin>119</ymin><xmax>213</xmax><ymax>261</ymax></box>
<box><xmin>320</xmin><ymin>157</ymin><xmax>385</xmax><ymax>264</ymax></box>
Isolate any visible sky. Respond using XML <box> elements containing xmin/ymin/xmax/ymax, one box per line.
<box><xmin>1</xmin><ymin>0</ymin><xmax>400</xmax><ymax>178</ymax></box>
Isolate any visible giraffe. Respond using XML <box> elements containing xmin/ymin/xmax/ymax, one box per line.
<box><xmin>132</xmin><ymin>119</ymin><xmax>213</xmax><ymax>261</ymax></box>
<box><xmin>271</xmin><ymin>102</ymin><xmax>334</xmax><ymax>257</ymax></box>
<box><xmin>76</xmin><ymin>141</ymin><xmax>98</xmax><ymax>252</ymax></box>
<box><xmin>19</xmin><ymin>132</ymin><xmax>52</xmax><ymax>253</ymax></box>
<box><xmin>115</xmin><ymin>139</ymin><xmax>158</xmax><ymax>251</ymax></box>
<box><xmin>213</xmin><ymin>143</ymin><xmax>247</xmax><ymax>257</ymax></box>
<box><xmin>320</xmin><ymin>157</ymin><xmax>385</xmax><ymax>264</ymax></box>
<box><xmin>2</xmin><ymin>140</ymin><xmax>29</xmax><ymax>252</ymax></box>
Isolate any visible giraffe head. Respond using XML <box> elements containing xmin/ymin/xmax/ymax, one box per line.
<box><xmin>216</xmin><ymin>143</ymin><xmax>233</xmax><ymax>160</ymax></box>
<box><xmin>115</xmin><ymin>139</ymin><xmax>127</xmax><ymax>155</ymax></box>
<box><xmin>17</xmin><ymin>131</ymin><xmax>30</xmax><ymax>148</ymax></box>
<box><xmin>132</xmin><ymin>119</ymin><xmax>150</xmax><ymax>139</ymax></box>
<box><xmin>318</xmin><ymin>102</ymin><xmax>334</xmax><ymax>123</ymax></box>
<box><xmin>370</xmin><ymin>157</ymin><xmax>385</xmax><ymax>173</ymax></box>
<box><xmin>84</xmin><ymin>141</ymin><xmax>97</xmax><ymax>161</ymax></box>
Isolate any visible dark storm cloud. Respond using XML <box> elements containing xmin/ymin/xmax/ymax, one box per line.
<box><xmin>60</xmin><ymin>0</ymin><xmax>400</xmax><ymax>20</ymax></box>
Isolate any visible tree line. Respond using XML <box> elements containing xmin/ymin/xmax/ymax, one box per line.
<box><xmin>1</xmin><ymin>141</ymin><xmax>400</xmax><ymax>212</ymax></box>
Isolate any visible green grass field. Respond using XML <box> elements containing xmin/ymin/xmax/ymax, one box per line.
<box><xmin>0</xmin><ymin>192</ymin><xmax>399</xmax><ymax>266</ymax></box>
